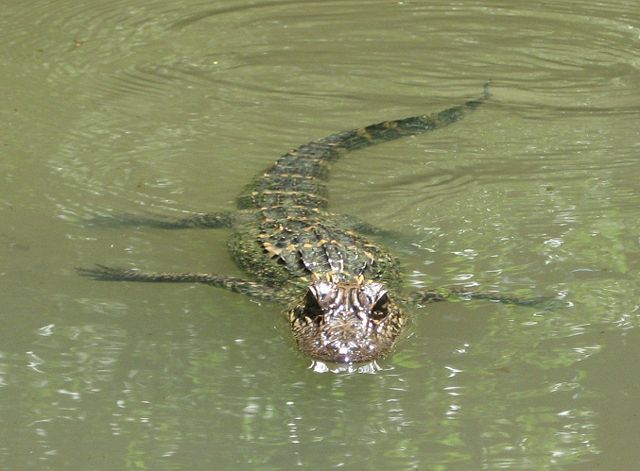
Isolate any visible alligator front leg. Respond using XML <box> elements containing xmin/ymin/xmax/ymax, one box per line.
<box><xmin>408</xmin><ymin>286</ymin><xmax>560</xmax><ymax>308</ymax></box>
<box><xmin>85</xmin><ymin>212</ymin><xmax>235</xmax><ymax>229</ymax></box>
<box><xmin>77</xmin><ymin>265</ymin><xmax>285</xmax><ymax>302</ymax></box>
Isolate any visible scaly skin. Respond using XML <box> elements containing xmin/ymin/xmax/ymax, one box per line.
<box><xmin>80</xmin><ymin>84</ymin><xmax>544</xmax><ymax>363</ymax></box>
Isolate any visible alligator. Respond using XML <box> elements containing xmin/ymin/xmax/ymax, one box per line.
<box><xmin>79</xmin><ymin>84</ymin><xmax>543</xmax><ymax>363</ymax></box>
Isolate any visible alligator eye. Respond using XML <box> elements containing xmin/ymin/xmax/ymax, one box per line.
<box><xmin>371</xmin><ymin>293</ymin><xmax>390</xmax><ymax>319</ymax></box>
<box><xmin>302</xmin><ymin>289</ymin><xmax>324</xmax><ymax>319</ymax></box>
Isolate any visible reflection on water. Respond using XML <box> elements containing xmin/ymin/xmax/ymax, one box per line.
<box><xmin>310</xmin><ymin>359</ymin><xmax>383</xmax><ymax>374</ymax></box>
<box><xmin>1</xmin><ymin>0</ymin><xmax>639</xmax><ymax>469</ymax></box>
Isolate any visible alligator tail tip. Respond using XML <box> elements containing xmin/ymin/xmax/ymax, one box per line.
<box><xmin>483</xmin><ymin>81</ymin><xmax>492</xmax><ymax>99</ymax></box>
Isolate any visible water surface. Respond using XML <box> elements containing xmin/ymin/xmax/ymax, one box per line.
<box><xmin>2</xmin><ymin>0</ymin><xmax>639</xmax><ymax>469</ymax></box>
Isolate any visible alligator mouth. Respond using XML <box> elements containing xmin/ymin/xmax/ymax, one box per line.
<box><xmin>310</xmin><ymin>359</ymin><xmax>383</xmax><ymax>374</ymax></box>
<box><xmin>313</xmin><ymin>344</ymin><xmax>380</xmax><ymax>363</ymax></box>
<box><xmin>300</xmin><ymin>345</ymin><xmax>384</xmax><ymax>363</ymax></box>
<box><xmin>292</xmin><ymin>321</ymin><xmax>394</xmax><ymax>363</ymax></box>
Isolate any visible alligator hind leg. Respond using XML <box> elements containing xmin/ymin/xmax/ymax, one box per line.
<box><xmin>409</xmin><ymin>286</ymin><xmax>561</xmax><ymax>308</ymax></box>
<box><xmin>77</xmin><ymin>265</ymin><xmax>284</xmax><ymax>302</ymax></box>
<box><xmin>85</xmin><ymin>211</ymin><xmax>235</xmax><ymax>229</ymax></box>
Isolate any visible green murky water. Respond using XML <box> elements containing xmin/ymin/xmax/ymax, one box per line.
<box><xmin>2</xmin><ymin>0</ymin><xmax>639</xmax><ymax>469</ymax></box>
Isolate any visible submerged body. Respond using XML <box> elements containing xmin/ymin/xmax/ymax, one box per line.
<box><xmin>81</xmin><ymin>85</ymin><xmax>507</xmax><ymax>362</ymax></box>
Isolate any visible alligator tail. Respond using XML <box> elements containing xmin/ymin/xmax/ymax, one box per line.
<box><xmin>242</xmin><ymin>83</ymin><xmax>491</xmax><ymax>209</ymax></box>
<box><xmin>319</xmin><ymin>82</ymin><xmax>491</xmax><ymax>151</ymax></box>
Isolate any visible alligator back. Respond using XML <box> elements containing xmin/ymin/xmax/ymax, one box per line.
<box><xmin>230</xmin><ymin>211</ymin><xmax>401</xmax><ymax>291</ymax></box>
<box><xmin>233</xmin><ymin>87</ymin><xmax>490</xmax><ymax>288</ymax></box>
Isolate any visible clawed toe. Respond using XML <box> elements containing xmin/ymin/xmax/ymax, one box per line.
<box><xmin>76</xmin><ymin>265</ymin><xmax>132</xmax><ymax>280</ymax></box>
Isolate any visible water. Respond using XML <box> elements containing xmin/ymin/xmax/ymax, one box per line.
<box><xmin>2</xmin><ymin>0</ymin><xmax>639</xmax><ymax>469</ymax></box>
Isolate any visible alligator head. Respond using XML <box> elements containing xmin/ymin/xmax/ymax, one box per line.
<box><xmin>288</xmin><ymin>275</ymin><xmax>407</xmax><ymax>363</ymax></box>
